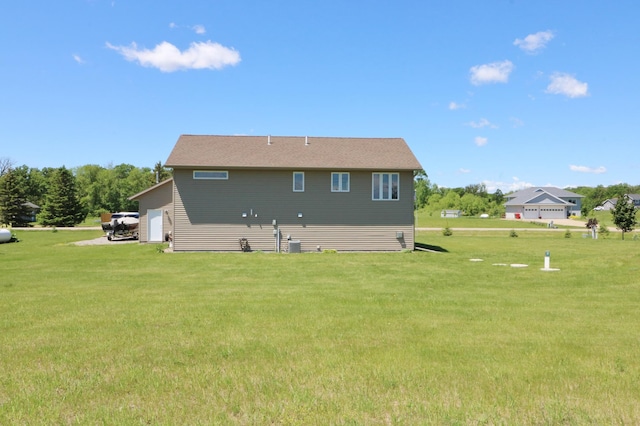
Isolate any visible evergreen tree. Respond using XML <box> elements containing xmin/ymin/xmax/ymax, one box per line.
<box><xmin>493</xmin><ymin>189</ymin><xmax>504</xmax><ymax>205</ymax></box>
<box><xmin>611</xmin><ymin>194</ymin><xmax>638</xmax><ymax>240</ymax></box>
<box><xmin>0</xmin><ymin>168</ymin><xmax>31</xmax><ymax>227</ymax></box>
<box><xmin>39</xmin><ymin>166</ymin><xmax>86</xmax><ymax>227</ymax></box>
<box><xmin>153</xmin><ymin>161</ymin><xmax>172</xmax><ymax>183</ymax></box>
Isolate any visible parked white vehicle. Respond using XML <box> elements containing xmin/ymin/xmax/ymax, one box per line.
<box><xmin>101</xmin><ymin>212</ymin><xmax>139</xmax><ymax>241</ymax></box>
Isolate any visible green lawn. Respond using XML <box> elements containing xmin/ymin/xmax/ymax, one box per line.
<box><xmin>1</xmin><ymin>230</ymin><xmax>639</xmax><ymax>424</ymax></box>
<box><xmin>414</xmin><ymin>210</ymin><xmax>587</xmax><ymax>229</ymax></box>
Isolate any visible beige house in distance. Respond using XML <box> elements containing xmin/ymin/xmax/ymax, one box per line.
<box><xmin>131</xmin><ymin>135</ymin><xmax>422</xmax><ymax>252</ymax></box>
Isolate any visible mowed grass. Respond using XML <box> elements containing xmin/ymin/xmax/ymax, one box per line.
<box><xmin>1</xmin><ymin>230</ymin><xmax>639</xmax><ymax>424</ymax></box>
<box><xmin>414</xmin><ymin>210</ymin><xmax>587</xmax><ymax>229</ymax></box>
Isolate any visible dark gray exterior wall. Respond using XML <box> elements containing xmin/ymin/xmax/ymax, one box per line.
<box><xmin>172</xmin><ymin>168</ymin><xmax>415</xmax><ymax>251</ymax></box>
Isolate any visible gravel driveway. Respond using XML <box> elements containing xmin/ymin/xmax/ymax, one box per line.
<box><xmin>74</xmin><ymin>235</ymin><xmax>138</xmax><ymax>246</ymax></box>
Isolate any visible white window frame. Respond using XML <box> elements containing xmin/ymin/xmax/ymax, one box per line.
<box><xmin>293</xmin><ymin>172</ymin><xmax>305</xmax><ymax>192</ymax></box>
<box><xmin>331</xmin><ymin>172</ymin><xmax>350</xmax><ymax>192</ymax></box>
<box><xmin>193</xmin><ymin>170</ymin><xmax>228</xmax><ymax>180</ymax></box>
<box><xmin>372</xmin><ymin>172</ymin><xmax>399</xmax><ymax>201</ymax></box>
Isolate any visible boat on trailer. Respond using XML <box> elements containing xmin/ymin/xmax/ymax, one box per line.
<box><xmin>101</xmin><ymin>212</ymin><xmax>139</xmax><ymax>241</ymax></box>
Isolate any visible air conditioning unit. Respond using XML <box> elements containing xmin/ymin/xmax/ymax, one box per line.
<box><xmin>288</xmin><ymin>240</ymin><xmax>301</xmax><ymax>253</ymax></box>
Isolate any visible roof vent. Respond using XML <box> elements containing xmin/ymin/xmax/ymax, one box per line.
<box><xmin>268</xmin><ymin>135</ymin><xmax>271</xmax><ymax>145</ymax></box>
<box><xmin>305</xmin><ymin>136</ymin><xmax>309</xmax><ymax>146</ymax></box>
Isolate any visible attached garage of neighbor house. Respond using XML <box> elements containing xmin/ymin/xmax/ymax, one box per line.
<box><xmin>523</xmin><ymin>206</ymin><xmax>566</xmax><ymax>220</ymax></box>
<box><xmin>504</xmin><ymin>187</ymin><xmax>583</xmax><ymax>220</ymax></box>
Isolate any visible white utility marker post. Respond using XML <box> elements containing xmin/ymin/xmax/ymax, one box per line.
<box><xmin>541</xmin><ymin>250</ymin><xmax>560</xmax><ymax>271</ymax></box>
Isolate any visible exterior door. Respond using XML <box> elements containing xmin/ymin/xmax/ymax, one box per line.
<box><xmin>148</xmin><ymin>209</ymin><xmax>163</xmax><ymax>242</ymax></box>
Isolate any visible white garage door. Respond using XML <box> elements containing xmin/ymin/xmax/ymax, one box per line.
<box><xmin>540</xmin><ymin>207</ymin><xmax>565</xmax><ymax>219</ymax></box>
<box><xmin>148</xmin><ymin>209</ymin><xmax>163</xmax><ymax>242</ymax></box>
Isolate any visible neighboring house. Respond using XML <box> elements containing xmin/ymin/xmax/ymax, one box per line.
<box><xmin>133</xmin><ymin>135</ymin><xmax>422</xmax><ymax>252</ymax></box>
<box><xmin>441</xmin><ymin>210</ymin><xmax>461</xmax><ymax>218</ymax></box>
<box><xmin>599</xmin><ymin>194</ymin><xmax>640</xmax><ymax>211</ymax></box>
<box><xmin>23</xmin><ymin>202</ymin><xmax>40</xmax><ymax>222</ymax></box>
<box><xmin>627</xmin><ymin>194</ymin><xmax>640</xmax><ymax>208</ymax></box>
<box><xmin>504</xmin><ymin>187</ymin><xmax>583</xmax><ymax>219</ymax></box>
<box><xmin>129</xmin><ymin>178</ymin><xmax>173</xmax><ymax>243</ymax></box>
<box><xmin>600</xmin><ymin>198</ymin><xmax>617</xmax><ymax>211</ymax></box>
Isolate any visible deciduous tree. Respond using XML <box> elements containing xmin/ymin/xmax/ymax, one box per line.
<box><xmin>413</xmin><ymin>169</ymin><xmax>432</xmax><ymax>209</ymax></box>
<box><xmin>611</xmin><ymin>194</ymin><xmax>637</xmax><ymax>240</ymax></box>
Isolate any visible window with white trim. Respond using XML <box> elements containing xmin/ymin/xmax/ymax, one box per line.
<box><xmin>372</xmin><ymin>172</ymin><xmax>399</xmax><ymax>200</ymax></box>
<box><xmin>331</xmin><ymin>172</ymin><xmax>350</xmax><ymax>192</ymax></box>
<box><xmin>293</xmin><ymin>172</ymin><xmax>304</xmax><ymax>192</ymax></box>
<box><xmin>193</xmin><ymin>170</ymin><xmax>228</xmax><ymax>180</ymax></box>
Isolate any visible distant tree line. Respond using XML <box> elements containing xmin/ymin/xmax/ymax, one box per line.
<box><xmin>414</xmin><ymin>170</ymin><xmax>505</xmax><ymax>217</ymax></box>
<box><xmin>569</xmin><ymin>184</ymin><xmax>640</xmax><ymax>216</ymax></box>
<box><xmin>1</xmin><ymin>159</ymin><xmax>638</xmax><ymax>227</ymax></box>
<box><xmin>415</xmin><ymin>169</ymin><xmax>640</xmax><ymax>219</ymax></box>
<box><xmin>0</xmin><ymin>157</ymin><xmax>171</xmax><ymax>227</ymax></box>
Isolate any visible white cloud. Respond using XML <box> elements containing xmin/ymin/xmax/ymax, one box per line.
<box><xmin>483</xmin><ymin>178</ymin><xmax>533</xmax><ymax>194</ymax></box>
<box><xmin>469</xmin><ymin>60</ymin><xmax>514</xmax><ymax>85</ymax></box>
<box><xmin>466</xmin><ymin>118</ymin><xmax>497</xmax><ymax>129</ymax></box>
<box><xmin>106</xmin><ymin>40</ymin><xmax>241</xmax><ymax>72</ymax></box>
<box><xmin>570</xmin><ymin>165</ymin><xmax>606</xmax><ymax>174</ymax></box>
<box><xmin>514</xmin><ymin>30</ymin><xmax>555</xmax><ymax>53</ymax></box>
<box><xmin>169</xmin><ymin>23</ymin><xmax>206</xmax><ymax>35</ymax></box>
<box><xmin>192</xmin><ymin>25</ymin><xmax>206</xmax><ymax>35</ymax></box>
<box><xmin>72</xmin><ymin>54</ymin><xmax>85</xmax><ymax>64</ymax></box>
<box><xmin>474</xmin><ymin>136</ymin><xmax>488</xmax><ymax>147</ymax></box>
<box><xmin>458</xmin><ymin>168</ymin><xmax>471</xmax><ymax>174</ymax></box>
<box><xmin>449</xmin><ymin>101</ymin><xmax>465</xmax><ymax>110</ymax></box>
<box><xmin>546</xmin><ymin>73</ymin><xmax>589</xmax><ymax>98</ymax></box>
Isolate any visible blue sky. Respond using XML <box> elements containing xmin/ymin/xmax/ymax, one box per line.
<box><xmin>2</xmin><ymin>1</ymin><xmax>639</xmax><ymax>193</ymax></box>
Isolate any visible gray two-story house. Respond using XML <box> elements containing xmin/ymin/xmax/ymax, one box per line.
<box><xmin>131</xmin><ymin>135</ymin><xmax>422</xmax><ymax>252</ymax></box>
<box><xmin>504</xmin><ymin>187</ymin><xmax>584</xmax><ymax>219</ymax></box>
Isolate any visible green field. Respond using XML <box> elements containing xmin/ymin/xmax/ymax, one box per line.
<box><xmin>414</xmin><ymin>210</ymin><xmax>583</xmax><ymax>230</ymax></box>
<box><xmin>1</xmin><ymin>229</ymin><xmax>639</xmax><ymax>424</ymax></box>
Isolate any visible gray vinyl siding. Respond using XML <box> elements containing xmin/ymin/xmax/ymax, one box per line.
<box><xmin>172</xmin><ymin>168</ymin><xmax>415</xmax><ymax>251</ymax></box>
<box><xmin>135</xmin><ymin>182</ymin><xmax>173</xmax><ymax>242</ymax></box>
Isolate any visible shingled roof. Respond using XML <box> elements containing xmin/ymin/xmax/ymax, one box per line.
<box><xmin>504</xmin><ymin>187</ymin><xmax>584</xmax><ymax>205</ymax></box>
<box><xmin>165</xmin><ymin>135</ymin><xmax>422</xmax><ymax>171</ymax></box>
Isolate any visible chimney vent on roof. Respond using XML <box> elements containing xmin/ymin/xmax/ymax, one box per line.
<box><xmin>268</xmin><ymin>135</ymin><xmax>271</xmax><ymax>145</ymax></box>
